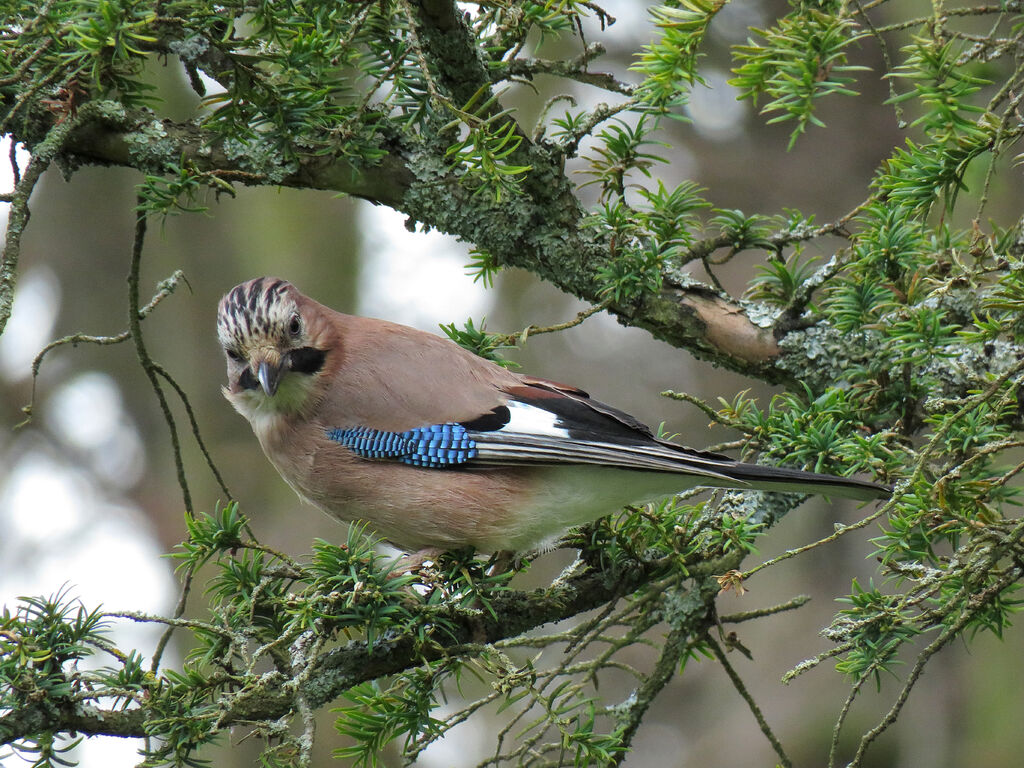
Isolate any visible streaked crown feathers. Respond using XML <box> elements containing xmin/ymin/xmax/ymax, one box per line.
<box><xmin>217</xmin><ymin>277</ymin><xmax>300</xmax><ymax>351</ymax></box>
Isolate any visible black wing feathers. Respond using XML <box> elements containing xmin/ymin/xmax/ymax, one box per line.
<box><xmin>480</xmin><ymin>378</ymin><xmax>890</xmax><ymax>501</ymax></box>
<box><xmin>504</xmin><ymin>380</ymin><xmax>655</xmax><ymax>444</ymax></box>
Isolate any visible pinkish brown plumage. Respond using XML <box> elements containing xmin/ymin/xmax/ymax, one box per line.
<box><xmin>217</xmin><ymin>278</ymin><xmax>889</xmax><ymax>554</ymax></box>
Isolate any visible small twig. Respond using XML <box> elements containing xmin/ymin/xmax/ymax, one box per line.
<box><xmin>975</xmin><ymin>87</ymin><xmax>1024</xmax><ymax>220</ymax></box>
<box><xmin>248</xmin><ymin>623</ymin><xmax>307</xmax><ymax>675</ymax></box>
<box><xmin>397</xmin><ymin>0</ymin><xmax>449</xmax><ymax>108</ymax></box>
<box><xmin>7</xmin><ymin>138</ymin><xmax>21</xmax><ymax>187</ymax></box>
<box><xmin>867</xmin><ymin>3</ymin><xmax>1021</xmax><ymax>34</ymax></box>
<box><xmin>851</xmin><ymin>0</ymin><xmax>906</xmax><ymax>127</ymax></box>
<box><xmin>707</xmin><ymin>635</ymin><xmax>792</xmax><ymax>768</ymax></box>
<box><xmin>107</xmin><ymin>608</ymin><xmax>241</xmax><ymax>642</ymax></box>
<box><xmin>719</xmin><ymin>594</ymin><xmax>811</xmax><ymax>624</ymax></box>
<box><xmin>282</xmin><ymin>631</ymin><xmax>327</xmax><ymax>767</ymax></box>
<box><xmin>558</xmin><ymin>99</ymin><xmax>640</xmax><ymax>158</ymax></box>
<box><xmin>781</xmin><ymin>641</ymin><xmax>854</xmax><ymax>684</ymax></box>
<box><xmin>0</xmin><ymin>36</ymin><xmax>53</xmax><ymax>87</ymax></box>
<box><xmin>661</xmin><ymin>389</ymin><xmax>751</xmax><ymax>432</ymax></box>
<box><xmin>990</xmin><ymin>455</ymin><xmax>1024</xmax><ymax>488</ymax></box>
<box><xmin>67</xmin><ymin>686</ymin><xmax>147</xmax><ymax>706</ymax></box>
<box><xmin>496</xmin><ymin>44</ymin><xmax>635</xmax><ymax>96</ymax></box>
<box><xmin>827</xmin><ymin>658</ymin><xmax>881</xmax><ymax>768</ymax></box>
<box><xmin>239</xmin><ymin>541</ymin><xmax>303</xmax><ymax>573</ymax></box>
<box><xmin>17</xmin><ymin>271</ymin><xmax>186</xmax><ymax>428</ymax></box>
<box><xmin>294</xmin><ymin>693</ymin><xmax>316</xmax><ymax>768</ymax></box>
<box><xmin>534</xmin><ymin>94</ymin><xmax>578</xmax><ymax>142</ymax></box>
<box><xmin>150</xmin><ymin>563</ymin><xmax>196</xmax><ymax>672</ymax></box>
<box><xmin>780</xmin><ymin>251</ymin><xmax>850</xmax><ymax>324</ymax></box>
<box><xmin>704</xmin><ymin>439</ymin><xmax>749</xmax><ymax>453</ymax></box>
<box><xmin>15</xmin><ymin>330</ymin><xmax>129</xmax><ymax>429</ymax></box>
<box><xmin>493</xmin><ymin>300</ymin><xmax>609</xmax><ymax>347</ymax></box>
<box><xmin>413</xmin><ymin>688</ymin><xmax>502</xmax><ymax>761</ymax></box>
<box><xmin>932</xmin><ymin>438</ymin><xmax>1024</xmax><ymax>490</ymax></box>
<box><xmin>743</xmin><ymin>498</ymin><xmax>892</xmax><ymax>578</ymax></box>
<box><xmin>152</xmin><ymin>362</ymin><xmax>232</xmax><ymax>500</ymax></box>
<box><xmin>701</xmin><ymin>255</ymin><xmax>728</xmax><ymax>293</ymax></box>
<box><xmin>484</xmin><ymin>572</ymin><xmax>679</xmax><ymax>767</ymax></box>
<box><xmin>126</xmin><ymin>201</ymin><xmax>192</xmax><ymax>516</ymax></box>
<box><xmin>682</xmin><ymin>197</ymin><xmax>873</xmax><ymax>272</ymax></box>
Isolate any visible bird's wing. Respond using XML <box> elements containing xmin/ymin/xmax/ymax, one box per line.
<box><xmin>322</xmin><ymin>374</ymin><xmax>890</xmax><ymax>501</ymax></box>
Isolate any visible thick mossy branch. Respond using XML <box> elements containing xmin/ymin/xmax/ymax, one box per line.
<box><xmin>412</xmin><ymin>0</ymin><xmax>494</xmax><ymax>107</ymax></box>
<box><xmin>0</xmin><ymin>551</ymin><xmax>730</xmax><ymax>745</ymax></box>
<box><xmin>43</xmin><ymin>101</ymin><xmax>786</xmax><ymax>379</ymax></box>
<box><xmin>61</xmin><ymin>106</ymin><xmax>414</xmax><ymax>207</ymax></box>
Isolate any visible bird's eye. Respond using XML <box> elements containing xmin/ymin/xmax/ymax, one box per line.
<box><xmin>227</xmin><ymin>349</ymin><xmax>244</xmax><ymax>362</ymax></box>
<box><xmin>288</xmin><ymin>313</ymin><xmax>301</xmax><ymax>336</ymax></box>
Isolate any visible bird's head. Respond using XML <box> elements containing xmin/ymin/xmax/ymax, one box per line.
<box><xmin>217</xmin><ymin>277</ymin><xmax>328</xmax><ymax>416</ymax></box>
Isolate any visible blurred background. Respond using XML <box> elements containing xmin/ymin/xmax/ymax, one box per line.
<box><xmin>2</xmin><ymin>0</ymin><xmax>1022</xmax><ymax>765</ymax></box>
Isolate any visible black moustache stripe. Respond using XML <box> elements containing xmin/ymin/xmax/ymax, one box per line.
<box><xmin>289</xmin><ymin>347</ymin><xmax>326</xmax><ymax>375</ymax></box>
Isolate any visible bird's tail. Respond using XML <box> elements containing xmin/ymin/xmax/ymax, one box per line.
<box><xmin>705</xmin><ymin>460</ymin><xmax>890</xmax><ymax>501</ymax></box>
<box><xmin>472</xmin><ymin>431</ymin><xmax>890</xmax><ymax>501</ymax></box>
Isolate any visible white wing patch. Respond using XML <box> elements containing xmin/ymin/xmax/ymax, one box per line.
<box><xmin>503</xmin><ymin>400</ymin><xmax>570</xmax><ymax>438</ymax></box>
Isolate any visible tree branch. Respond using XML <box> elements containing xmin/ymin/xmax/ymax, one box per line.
<box><xmin>411</xmin><ymin>0</ymin><xmax>494</xmax><ymax>108</ymax></box>
<box><xmin>0</xmin><ymin>550</ymin><xmax>738</xmax><ymax>746</ymax></box>
<box><xmin>44</xmin><ymin>102</ymin><xmax>787</xmax><ymax>380</ymax></box>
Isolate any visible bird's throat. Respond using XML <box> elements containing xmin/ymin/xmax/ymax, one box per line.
<box><xmin>228</xmin><ymin>369</ymin><xmax>319</xmax><ymax>429</ymax></box>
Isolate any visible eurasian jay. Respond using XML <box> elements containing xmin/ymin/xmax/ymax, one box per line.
<box><xmin>217</xmin><ymin>277</ymin><xmax>888</xmax><ymax>555</ymax></box>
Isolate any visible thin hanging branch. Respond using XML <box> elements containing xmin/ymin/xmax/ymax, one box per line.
<box><xmin>125</xmin><ymin>202</ymin><xmax>192</xmax><ymax>515</ymax></box>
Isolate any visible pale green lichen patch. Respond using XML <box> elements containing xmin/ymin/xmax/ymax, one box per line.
<box><xmin>776</xmin><ymin>324</ymin><xmax>866</xmax><ymax>388</ymax></box>
<box><xmin>220</xmin><ymin>137</ymin><xmax>299</xmax><ymax>184</ymax></box>
<box><xmin>742</xmin><ymin>298</ymin><xmax>783</xmax><ymax>329</ymax></box>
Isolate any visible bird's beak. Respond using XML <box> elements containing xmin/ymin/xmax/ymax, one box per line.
<box><xmin>255</xmin><ymin>356</ymin><xmax>286</xmax><ymax>397</ymax></box>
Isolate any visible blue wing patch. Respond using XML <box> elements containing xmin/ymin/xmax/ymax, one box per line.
<box><xmin>326</xmin><ymin>423</ymin><xmax>478</xmax><ymax>468</ymax></box>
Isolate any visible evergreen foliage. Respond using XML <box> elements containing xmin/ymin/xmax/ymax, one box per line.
<box><xmin>3</xmin><ymin>0</ymin><xmax>1024</xmax><ymax>766</ymax></box>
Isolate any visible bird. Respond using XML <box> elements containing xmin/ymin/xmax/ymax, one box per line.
<box><xmin>217</xmin><ymin>277</ymin><xmax>889</xmax><ymax>557</ymax></box>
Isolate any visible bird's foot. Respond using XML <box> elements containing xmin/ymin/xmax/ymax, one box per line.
<box><xmin>388</xmin><ymin>547</ymin><xmax>445</xmax><ymax>579</ymax></box>
<box><xmin>485</xmin><ymin>549</ymin><xmax>526</xmax><ymax>576</ymax></box>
